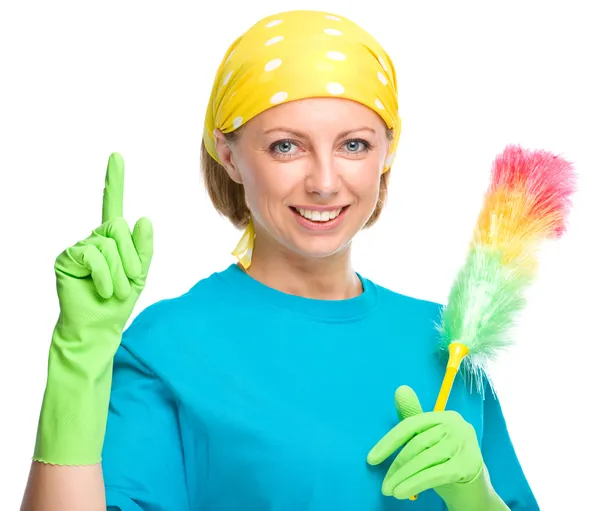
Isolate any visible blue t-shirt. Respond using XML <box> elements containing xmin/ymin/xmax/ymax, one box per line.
<box><xmin>102</xmin><ymin>264</ymin><xmax>538</xmax><ymax>510</ymax></box>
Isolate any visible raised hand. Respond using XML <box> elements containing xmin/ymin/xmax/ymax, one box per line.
<box><xmin>53</xmin><ymin>152</ymin><xmax>153</xmax><ymax>339</ymax></box>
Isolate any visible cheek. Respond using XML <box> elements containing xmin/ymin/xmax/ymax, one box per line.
<box><xmin>347</xmin><ymin>162</ymin><xmax>383</xmax><ymax>202</ymax></box>
<box><xmin>239</xmin><ymin>156</ymin><xmax>300</xmax><ymax>210</ymax></box>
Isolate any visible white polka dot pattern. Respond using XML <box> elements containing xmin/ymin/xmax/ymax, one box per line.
<box><xmin>326</xmin><ymin>82</ymin><xmax>345</xmax><ymax>95</ymax></box>
<box><xmin>264</xmin><ymin>58</ymin><xmax>282</xmax><ymax>71</ymax></box>
<box><xmin>270</xmin><ymin>91</ymin><xmax>288</xmax><ymax>104</ymax></box>
<box><xmin>326</xmin><ymin>51</ymin><xmax>346</xmax><ymax>60</ymax></box>
<box><xmin>205</xmin><ymin>9</ymin><xmax>400</xmax><ymax>174</ymax></box>
<box><xmin>378</xmin><ymin>55</ymin><xmax>388</xmax><ymax>72</ymax></box>
<box><xmin>265</xmin><ymin>35</ymin><xmax>283</xmax><ymax>46</ymax></box>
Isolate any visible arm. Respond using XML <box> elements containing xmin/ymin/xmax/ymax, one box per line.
<box><xmin>102</xmin><ymin>337</ymin><xmax>190</xmax><ymax>510</ymax></box>
<box><xmin>479</xmin><ymin>384</ymin><xmax>539</xmax><ymax>510</ymax></box>
<box><xmin>21</xmin><ymin>335</ymin><xmax>189</xmax><ymax>511</ymax></box>
<box><xmin>21</xmin><ymin>153</ymin><xmax>154</xmax><ymax>510</ymax></box>
<box><xmin>21</xmin><ymin>464</ymin><xmax>105</xmax><ymax>511</ymax></box>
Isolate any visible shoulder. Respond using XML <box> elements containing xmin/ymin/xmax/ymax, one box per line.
<box><xmin>355</xmin><ymin>274</ymin><xmax>446</xmax><ymax>355</ymax></box>
<box><xmin>120</xmin><ymin>265</ymin><xmax>236</xmax><ymax>353</ymax></box>
<box><xmin>363</xmin><ymin>274</ymin><xmax>444</xmax><ymax>318</ymax></box>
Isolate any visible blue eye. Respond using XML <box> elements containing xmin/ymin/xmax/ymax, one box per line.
<box><xmin>275</xmin><ymin>141</ymin><xmax>294</xmax><ymax>153</ymax></box>
<box><xmin>269</xmin><ymin>139</ymin><xmax>299</xmax><ymax>159</ymax></box>
<box><xmin>344</xmin><ymin>139</ymin><xmax>372</xmax><ymax>153</ymax></box>
<box><xmin>346</xmin><ymin>140</ymin><xmax>363</xmax><ymax>152</ymax></box>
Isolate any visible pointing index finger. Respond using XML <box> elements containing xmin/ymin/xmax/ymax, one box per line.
<box><xmin>102</xmin><ymin>152</ymin><xmax>125</xmax><ymax>223</ymax></box>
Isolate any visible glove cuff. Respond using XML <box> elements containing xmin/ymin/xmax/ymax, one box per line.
<box><xmin>32</xmin><ymin>331</ymin><xmax>115</xmax><ymax>465</ymax></box>
<box><xmin>436</xmin><ymin>464</ymin><xmax>510</xmax><ymax>511</ymax></box>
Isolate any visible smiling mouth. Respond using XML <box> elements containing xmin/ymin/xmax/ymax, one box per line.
<box><xmin>290</xmin><ymin>206</ymin><xmax>349</xmax><ymax>223</ymax></box>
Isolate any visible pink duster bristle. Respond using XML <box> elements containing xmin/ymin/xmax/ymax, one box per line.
<box><xmin>490</xmin><ymin>145</ymin><xmax>576</xmax><ymax>237</ymax></box>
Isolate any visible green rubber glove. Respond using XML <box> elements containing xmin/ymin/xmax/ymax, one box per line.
<box><xmin>367</xmin><ymin>386</ymin><xmax>509</xmax><ymax>511</ymax></box>
<box><xmin>33</xmin><ymin>152</ymin><xmax>153</xmax><ymax>465</ymax></box>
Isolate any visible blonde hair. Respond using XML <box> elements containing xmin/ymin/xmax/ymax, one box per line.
<box><xmin>201</xmin><ymin>127</ymin><xmax>393</xmax><ymax>230</ymax></box>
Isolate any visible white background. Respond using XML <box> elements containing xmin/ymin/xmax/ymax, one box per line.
<box><xmin>1</xmin><ymin>1</ymin><xmax>598</xmax><ymax>509</ymax></box>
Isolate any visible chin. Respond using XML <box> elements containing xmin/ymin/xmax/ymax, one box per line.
<box><xmin>288</xmin><ymin>237</ymin><xmax>353</xmax><ymax>261</ymax></box>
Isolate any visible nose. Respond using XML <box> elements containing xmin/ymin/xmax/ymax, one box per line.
<box><xmin>304</xmin><ymin>156</ymin><xmax>341</xmax><ymax>198</ymax></box>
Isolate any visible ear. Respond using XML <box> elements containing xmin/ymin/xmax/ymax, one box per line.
<box><xmin>213</xmin><ymin>129</ymin><xmax>243</xmax><ymax>184</ymax></box>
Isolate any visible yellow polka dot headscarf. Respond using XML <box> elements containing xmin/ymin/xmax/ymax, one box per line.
<box><xmin>203</xmin><ymin>10</ymin><xmax>401</xmax><ymax>269</ymax></box>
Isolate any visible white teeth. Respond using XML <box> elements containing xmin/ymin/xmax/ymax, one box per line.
<box><xmin>296</xmin><ymin>208</ymin><xmax>343</xmax><ymax>222</ymax></box>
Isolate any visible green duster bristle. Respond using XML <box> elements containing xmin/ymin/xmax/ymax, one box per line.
<box><xmin>436</xmin><ymin>246</ymin><xmax>534</xmax><ymax>392</ymax></box>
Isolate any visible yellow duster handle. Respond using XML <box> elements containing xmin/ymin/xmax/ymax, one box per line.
<box><xmin>434</xmin><ymin>341</ymin><xmax>470</xmax><ymax>411</ymax></box>
<box><xmin>409</xmin><ymin>341</ymin><xmax>470</xmax><ymax>501</ymax></box>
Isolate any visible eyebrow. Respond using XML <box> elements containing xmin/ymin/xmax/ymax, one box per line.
<box><xmin>262</xmin><ymin>126</ymin><xmax>377</xmax><ymax>138</ymax></box>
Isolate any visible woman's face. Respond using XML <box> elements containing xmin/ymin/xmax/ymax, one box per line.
<box><xmin>214</xmin><ymin>97</ymin><xmax>391</xmax><ymax>261</ymax></box>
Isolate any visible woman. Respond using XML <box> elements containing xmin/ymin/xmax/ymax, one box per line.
<box><xmin>22</xmin><ymin>10</ymin><xmax>538</xmax><ymax>511</ymax></box>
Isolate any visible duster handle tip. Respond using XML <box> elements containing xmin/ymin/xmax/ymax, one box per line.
<box><xmin>434</xmin><ymin>342</ymin><xmax>470</xmax><ymax>411</ymax></box>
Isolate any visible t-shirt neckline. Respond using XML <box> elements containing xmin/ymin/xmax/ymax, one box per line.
<box><xmin>217</xmin><ymin>263</ymin><xmax>379</xmax><ymax>322</ymax></box>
